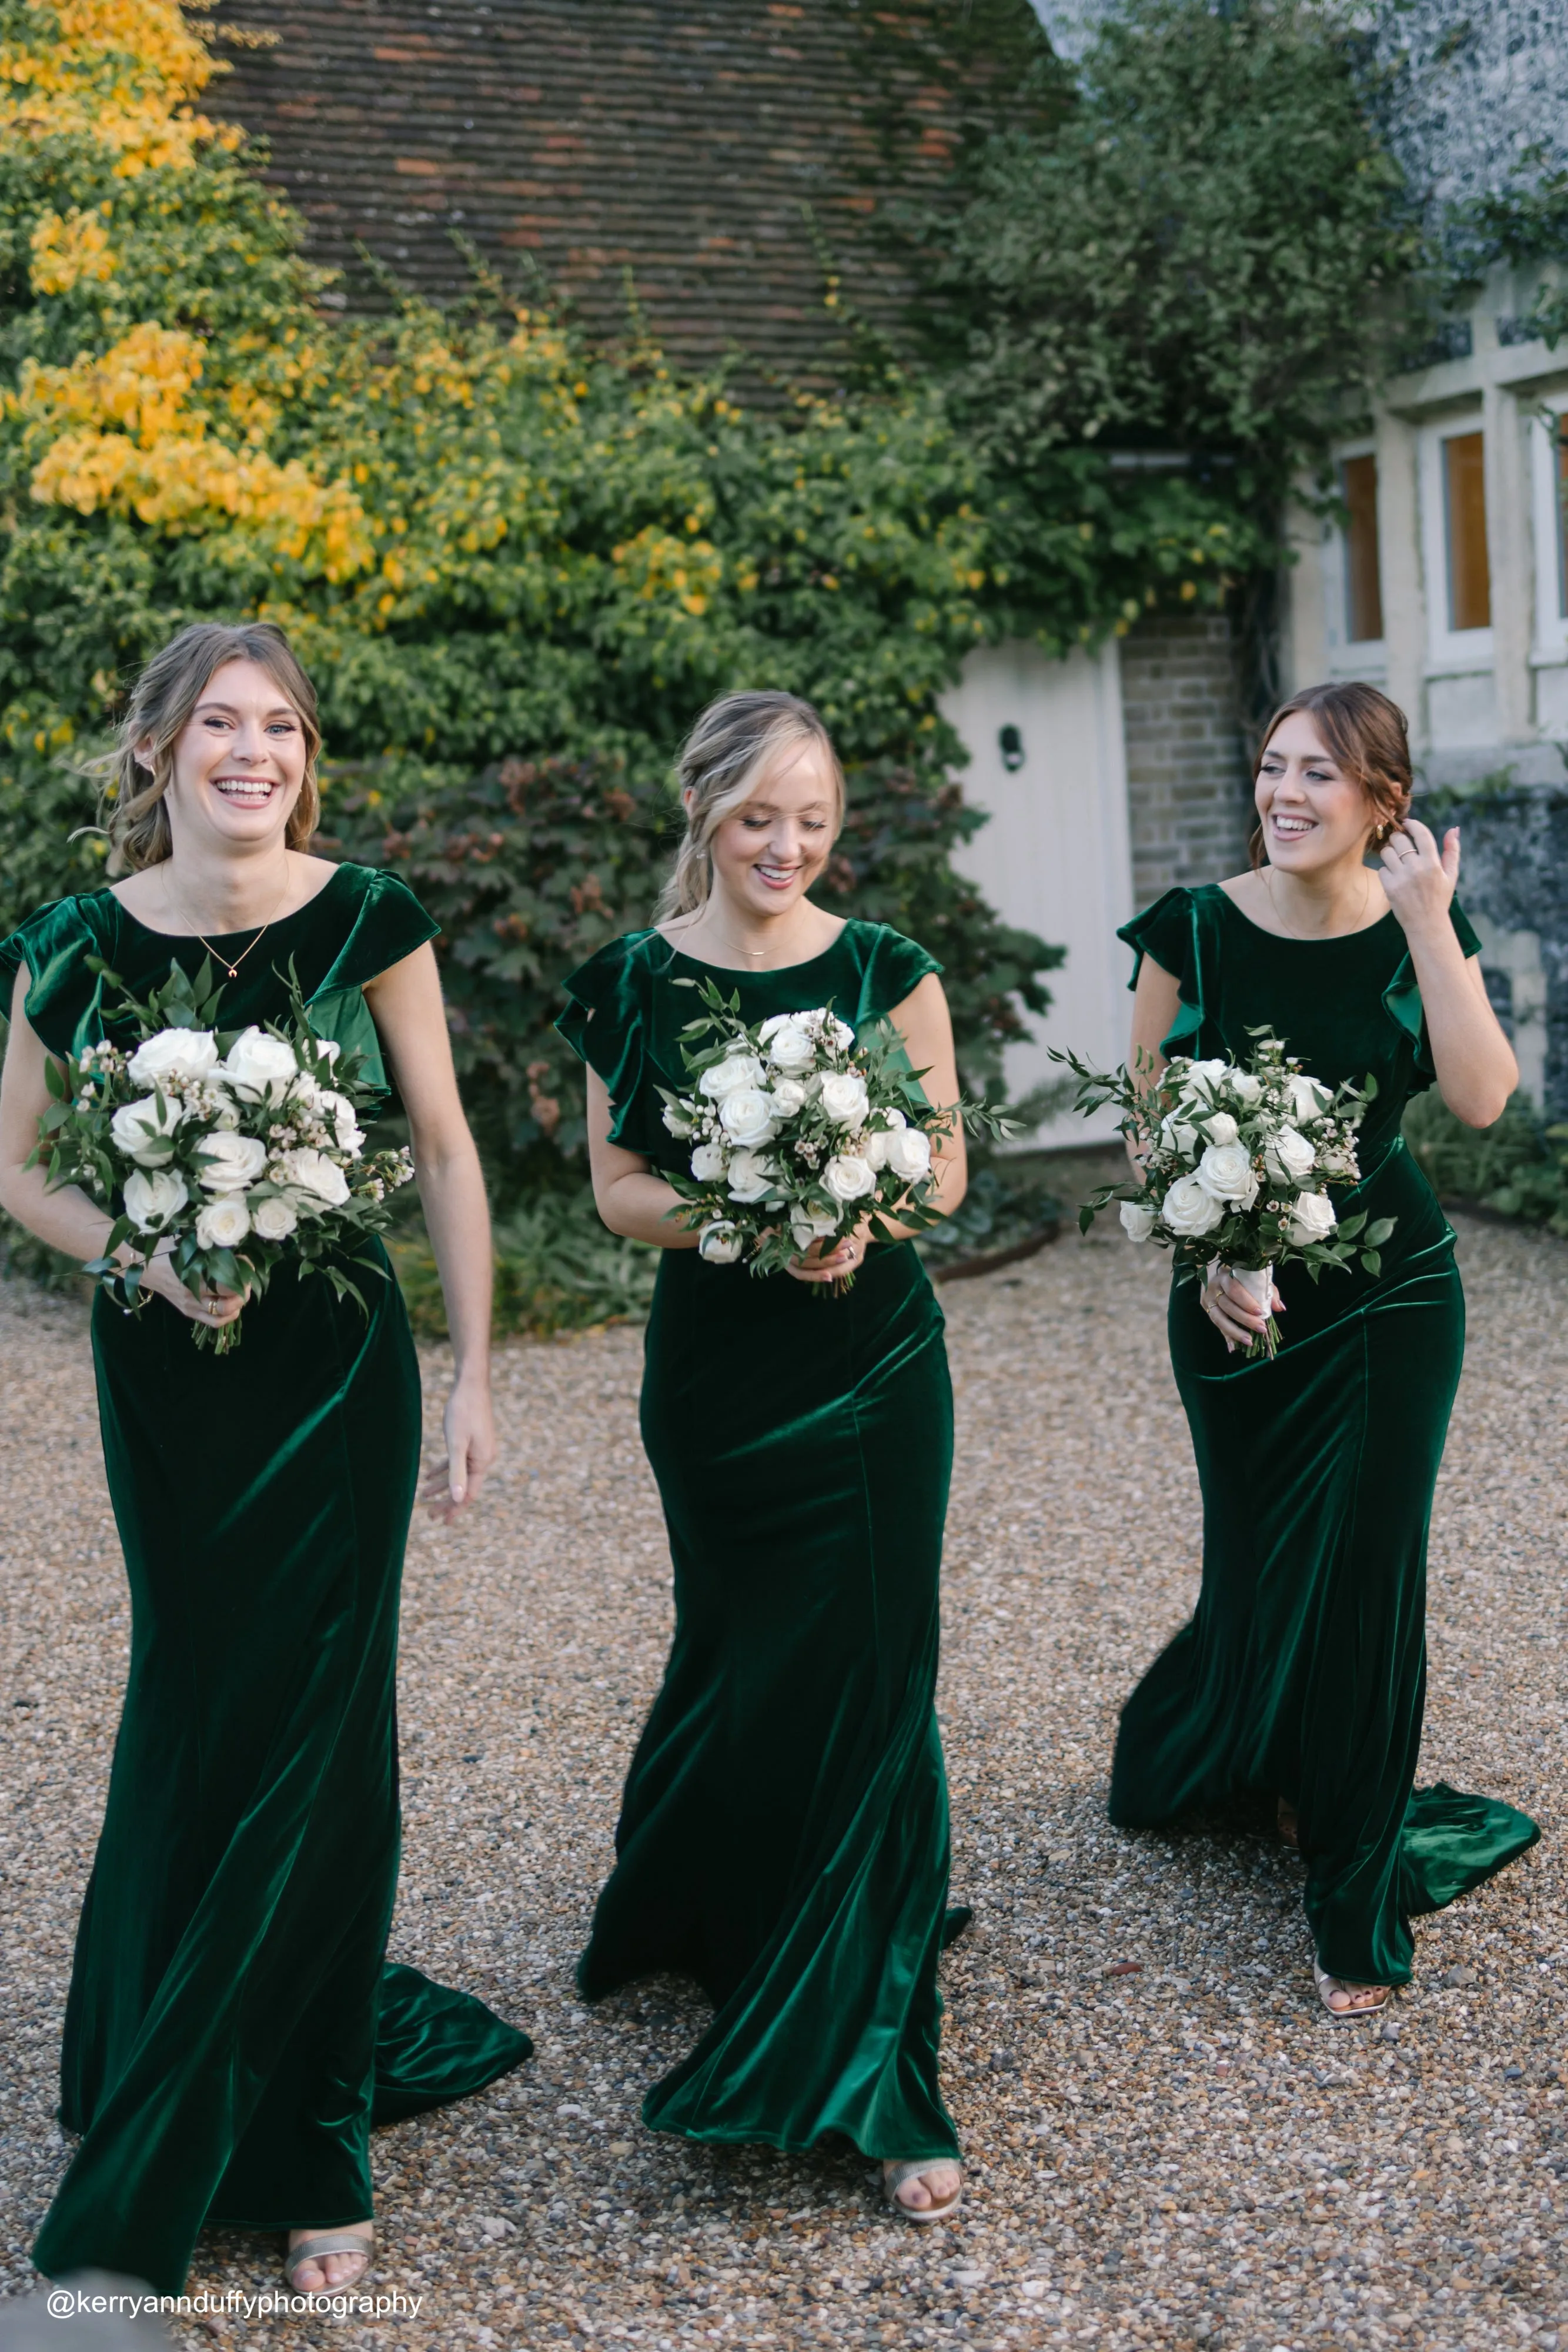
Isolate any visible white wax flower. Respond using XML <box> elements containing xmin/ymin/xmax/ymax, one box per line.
<box><xmin>690</xmin><ymin>1140</ymin><xmax>727</xmax><ymax>1181</ymax></box>
<box><xmin>823</xmin><ymin>1152</ymin><xmax>876</xmax><ymax>1202</ymax></box>
<box><xmin>717</xmin><ymin>1088</ymin><xmax>778</xmax><ymax>1147</ymax></box>
<box><xmin>1286</xmin><ymin>1190</ymin><xmax>1338</xmax><ymax>1244</ymax></box>
<box><xmin>110</xmin><ymin>1093</ymin><xmax>185</xmax><ymax>1167</ymax></box>
<box><xmin>1263</xmin><ymin>1126</ymin><xmax>1316</xmax><ymax>1185</ymax></box>
<box><xmin>222</xmin><ymin>1027</ymin><xmax>300</xmax><ymax>1103</ymax></box>
<box><xmin>698</xmin><ymin>1220</ymin><xmax>744</xmax><ymax>1264</ymax></box>
<box><xmin>1120</xmin><ymin>1200</ymin><xmax>1157</xmax><ymax>1241</ymax></box>
<box><xmin>195</xmin><ymin>1131</ymin><xmax>268</xmax><ymax>1191</ymax></box>
<box><xmin>127</xmin><ymin>1026</ymin><xmax>219</xmax><ymax>1088</ymax></box>
<box><xmin>884</xmin><ymin>1126</ymin><xmax>932</xmax><ymax>1182</ymax></box>
<box><xmin>817</xmin><ymin>1070</ymin><xmax>871</xmax><ymax>1128</ymax></box>
<box><xmin>122</xmin><ymin>1167</ymin><xmax>189</xmax><ymax>1232</ymax></box>
<box><xmin>1161</xmin><ymin>1172</ymin><xmax>1226</xmax><ymax>1238</ymax></box>
<box><xmin>727</xmin><ymin>1148</ymin><xmax>780</xmax><ymax>1204</ymax></box>
<box><xmin>1196</xmin><ymin>1141</ymin><xmax>1259</xmax><ymax>1208</ymax></box>
<box><xmin>273</xmin><ymin>1147</ymin><xmax>350</xmax><ymax>1207</ymax></box>
<box><xmin>195</xmin><ymin>1194</ymin><xmax>250</xmax><ymax>1250</ymax></box>
<box><xmin>250</xmin><ymin>1192</ymin><xmax>300</xmax><ymax>1240</ymax></box>
<box><xmin>699</xmin><ymin>1054</ymin><xmax>766</xmax><ymax>1100</ymax></box>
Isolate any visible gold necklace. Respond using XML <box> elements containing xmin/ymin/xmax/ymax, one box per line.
<box><xmin>1262</xmin><ymin>865</ymin><xmax>1371</xmax><ymax>942</ymax></box>
<box><xmin>165</xmin><ymin>867</ymin><xmax>293</xmax><ymax>981</ymax></box>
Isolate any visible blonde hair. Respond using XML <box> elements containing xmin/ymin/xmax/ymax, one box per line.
<box><xmin>92</xmin><ymin>621</ymin><xmax>322</xmax><ymax>874</ymax></box>
<box><xmin>656</xmin><ymin>690</ymin><xmax>845</xmax><ymax>921</ymax></box>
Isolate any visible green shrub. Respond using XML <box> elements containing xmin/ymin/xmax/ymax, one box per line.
<box><xmin>1403</xmin><ymin>1091</ymin><xmax>1568</xmax><ymax>1234</ymax></box>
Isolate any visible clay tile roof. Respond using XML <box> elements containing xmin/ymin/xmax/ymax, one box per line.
<box><xmin>212</xmin><ymin>0</ymin><xmax>1049</xmax><ymax>387</ymax></box>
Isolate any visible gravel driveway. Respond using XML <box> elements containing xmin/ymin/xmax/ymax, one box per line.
<box><xmin>1</xmin><ymin>1208</ymin><xmax>1563</xmax><ymax>2351</ymax></box>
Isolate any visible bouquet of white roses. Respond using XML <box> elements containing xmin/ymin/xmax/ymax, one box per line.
<box><xmin>658</xmin><ymin>977</ymin><xmax>1011</xmax><ymax>1289</ymax></box>
<box><xmin>29</xmin><ymin>956</ymin><xmax>415</xmax><ymax>1351</ymax></box>
<box><xmin>1054</xmin><ymin>1028</ymin><xmax>1395</xmax><ymax>1358</ymax></box>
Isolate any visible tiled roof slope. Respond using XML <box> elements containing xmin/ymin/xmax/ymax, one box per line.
<box><xmin>212</xmin><ymin>0</ymin><xmax>1049</xmax><ymax>385</ymax></box>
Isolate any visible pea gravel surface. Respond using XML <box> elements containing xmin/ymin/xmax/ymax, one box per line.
<box><xmin>1</xmin><ymin>1208</ymin><xmax>1564</xmax><ymax>2352</ymax></box>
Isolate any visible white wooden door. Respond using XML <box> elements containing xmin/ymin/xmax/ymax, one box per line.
<box><xmin>941</xmin><ymin>639</ymin><xmax>1133</xmax><ymax>1145</ymax></box>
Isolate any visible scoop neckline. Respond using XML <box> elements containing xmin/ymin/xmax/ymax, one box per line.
<box><xmin>1211</xmin><ymin>881</ymin><xmax>1396</xmax><ymax>946</ymax></box>
<box><xmin>657</xmin><ymin>916</ymin><xmax>856</xmax><ymax>978</ymax></box>
<box><xmin>106</xmin><ymin>860</ymin><xmax>349</xmax><ymax>943</ymax></box>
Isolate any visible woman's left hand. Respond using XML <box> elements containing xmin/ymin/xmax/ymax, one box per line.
<box><xmin>787</xmin><ymin>1220</ymin><xmax>872</xmax><ymax>1284</ymax></box>
<box><xmin>420</xmin><ymin>1373</ymin><xmax>497</xmax><ymax>1520</ymax></box>
<box><xmin>1380</xmin><ymin>817</ymin><xmax>1459</xmax><ymax>935</ymax></box>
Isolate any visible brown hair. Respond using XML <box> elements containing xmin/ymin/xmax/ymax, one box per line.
<box><xmin>656</xmin><ymin>689</ymin><xmax>845</xmax><ymax>920</ymax></box>
<box><xmin>1249</xmin><ymin>679</ymin><xmax>1413</xmax><ymax>869</ymax></box>
<box><xmin>92</xmin><ymin>621</ymin><xmax>322</xmax><ymax>873</ymax></box>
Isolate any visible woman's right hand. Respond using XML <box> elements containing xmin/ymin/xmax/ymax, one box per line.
<box><xmin>1200</xmin><ymin>1269</ymin><xmax>1281</xmax><ymax>1353</ymax></box>
<box><xmin>135</xmin><ymin>1244</ymin><xmax>247</xmax><ymax>1330</ymax></box>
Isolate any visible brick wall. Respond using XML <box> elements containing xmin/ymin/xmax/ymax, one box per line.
<box><xmin>1120</xmin><ymin>615</ymin><xmax>1253</xmax><ymax>908</ymax></box>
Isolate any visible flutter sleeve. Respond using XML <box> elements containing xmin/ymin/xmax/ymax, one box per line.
<box><xmin>556</xmin><ymin>932</ymin><xmax>664</xmax><ymax>1155</ymax></box>
<box><xmin>1117</xmin><ymin>887</ymin><xmax>1205</xmax><ymax>1054</ymax></box>
<box><xmin>861</xmin><ymin>927</ymin><xmax>943</xmax><ymax>1015</ymax></box>
<box><xmin>310</xmin><ymin>866</ymin><xmax>440</xmax><ymax>995</ymax></box>
<box><xmin>1382</xmin><ymin>893</ymin><xmax>1487</xmax><ymax>1091</ymax></box>
<box><xmin>0</xmin><ymin>896</ymin><xmax>117</xmax><ymax>1059</ymax></box>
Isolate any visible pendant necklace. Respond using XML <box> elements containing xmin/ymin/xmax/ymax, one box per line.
<box><xmin>1262</xmin><ymin>865</ymin><xmax>1370</xmax><ymax>942</ymax></box>
<box><xmin>165</xmin><ymin>868</ymin><xmax>293</xmax><ymax>981</ymax></box>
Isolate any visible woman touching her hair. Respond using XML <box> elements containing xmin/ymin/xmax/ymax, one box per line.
<box><xmin>1108</xmin><ymin>680</ymin><xmax>1537</xmax><ymax>2020</ymax></box>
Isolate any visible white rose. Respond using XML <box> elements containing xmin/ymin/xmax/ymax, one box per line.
<box><xmin>122</xmin><ymin>1167</ymin><xmax>189</xmax><ymax>1232</ymax></box>
<box><xmin>717</xmin><ymin>1088</ymin><xmax>778</xmax><ymax>1147</ymax></box>
<box><xmin>209</xmin><ymin>1087</ymin><xmax>241</xmax><ymax>1132</ymax></box>
<box><xmin>817</xmin><ymin>1070</ymin><xmax>871</xmax><ymax>1128</ymax></box>
<box><xmin>250</xmin><ymin>1192</ymin><xmax>300</xmax><ymax>1241</ymax></box>
<box><xmin>1203</xmin><ymin>1111</ymin><xmax>1239</xmax><ymax>1148</ymax></box>
<box><xmin>762</xmin><ymin>1020</ymin><xmax>817</xmax><ymax>1074</ymax></box>
<box><xmin>791</xmin><ymin>1208</ymin><xmax>840</xmax><ymax>1249</ymax></box>
<box><xmin>1178</xmin><ymin>1058</ymin><xmax>1231</xmax><ymax>1103</ymax></box>
<box><xmin>1196</xmin><ymin>1141</ymin><xmax>1259</xmax><ymax>1208</ymax></box>
<box><xmin>273</xmin><ymin>1147</ymin><xmax>350</xmax><ymax>1207</ymax></box>
<box><xmin>698</xmin><ymin>1220</ymin><xmax>744</xmax><ymax>1264</ymax></box>
<box><xmin>222</xmin><ymin>1027</ymin><xmax>300</xmax><ymax>1104</ymax></box>
<box><xmin>319</xmin><ymin>1090</ymin><xmax>365</xmax><ymax>1156</ymax></box>
<box><xmin>767</xmin><ymin>1078</ymin><xmax>808</xmax><ymax>1119</ymax></box>
<box><xmin>1230</xmin><ymin>1071</ymin><xmax>1263</xmax><ymax>1105</ymax></box>
<box><xmin>827</xmin><ymin>1015</ymin><xmax>856</xmax><ymax>1050</ymax></box>
<box><xmin>110</xmin><ymin>1093</ymin><xmax>185</xmax><ymax>1167</ymax></box>
<box><xmin>1160</xmin><ymin>1171</ymin><xmax>1226</xmax><ymax>1238</ymax></box>
<box><xmin>1287</xmin><ymin>1190</ymin><xmax>1338</xmax><ymax>1245</ymax></box>
<box><xmin>823</xmin><ymin>1152</ymin><xmax>876</xmax><ymax>1202</ymax></box>
<box><xmin>727</xmin><ymin>1148</ymin><xmax>781</xmax><ymax>1204</ymax></box>
<box><xmin>194</xmin><ymin>1194</ymin><xmax>251</xmax><ymax>1250</ymax></box>
<box><xmin>699</xmin><ymin>1054</ymin><xmax>767</xmax><ymax>1101</ymax></box>
<box><xmin>1159</xmin><ymin>1111</ymin><xmax>1199</xmax><ymax>1159</ymax></box>
<box><xmin>126</xmin><ymin>1026</ymin><xmax>219</xmax><ymax>1088</ymax></box>
<box><xmin>690</xmin><ymin>1140</ymin><xmax>728</xmax><ymax>1182</ymax></box>
<box><xmin>663</xmin><ymin>1101</ymin><xmax>695</xmax><ymax>1138</ymax></box>
<box><xmin>1263</xmin><ymin>1126</ymin><xmax>1317</xmax><ymax>1185</ymax></box>
<box><xmin>1286</xmin><ymin>1073</ymin><xmax>1331</xmax><ymax>1126</ymax></box>
<box><xmin>885</xmin><ymin>1126</ymin><xmax>932</xmax><ymax>1183</ymax></box>
<box><xmin>195</xmin><ymin>1131</ymin><xmax>268</xmax><ymax>1192</ymax></box>
<box><xmin>1120</xmin><ymin>1200</ymin><xmax>1157</xmax><ymax>1242</ymax></box>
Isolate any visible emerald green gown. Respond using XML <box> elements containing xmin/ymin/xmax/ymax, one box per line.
<box><xmin>557</xmin><ymin>921</ymin><xmax>963</xmax><ymax>2163</ymax></box>
<box><xmin>1109</xmin><ymin>885</ymin><xmax>1539</xmax><ymax>1987</ymax></box>
<box><xmin>1</xmin><ymin>866</ymin><xmax>531</xmax><ymax>2294</ymax></box>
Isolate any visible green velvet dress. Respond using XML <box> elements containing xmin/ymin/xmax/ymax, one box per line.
<box><xmin>557</xmin><ymin>921</ymin><xmax>963</xmax><ymax>2163</ymax></box>
<box><xmin>1109</xmin><ymin>884</ymin><xmax>1539</xmax><ymax>1986</ymax></box>
<box><xmin>1</xmin><ymin>866</ymin><xmax>531</xmax><ymax>2294</ymax></box>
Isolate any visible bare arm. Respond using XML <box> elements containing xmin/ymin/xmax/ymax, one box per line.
<box><xmin>585</xmin><ymin>1066</ymin><xmax>701</xmax><ymax>1247</ymax></box>
<box><xmin>366</xmin><ymin>943</ymin><xmax>496</xmax><ymax>1514</ymax></box>
<box><xmin>0</xmin><ymin>965</ymin><xmax>243</xmax><ymax>1327</ymax></box>
<box><xmin>1126</xmin><ymin>956</ymin><xmax>1181</xmax><ymax>1171</ymax></box>
<box><xmin>1380</xmin><ymin>820</ymin><xmax>1516</xmax><ymax>1129</ymax></box>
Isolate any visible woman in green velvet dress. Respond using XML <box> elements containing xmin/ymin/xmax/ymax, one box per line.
<box><xmin>557</xmin><ymin>691</ymin><xmax>969</xmax><ymax>2220</ymax></box>
<box><xmin>0</xmin><ymin>623</ymin><xmax>530</xmax><ymax>2295</ymax></box>
<box><xmin>1109</xmin><ymin>680</ymin><xmax>1538</xmax><ymax>2017</ymax></box>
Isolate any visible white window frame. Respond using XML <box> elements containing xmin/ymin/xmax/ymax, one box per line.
<box><xmin>1322</xmin><ymin>436</ymin><xmax>1386</xmax><ymax>671</ymax></box>
<box><xmin>1419</xmin><ymin>414</ymin><xmax>1494</xmax><ymax>673</ymax></box>
<box><xmin>1529</xmin><ymin>389</ymin><xmax>1568</xmax><ymax>665</ymax></box>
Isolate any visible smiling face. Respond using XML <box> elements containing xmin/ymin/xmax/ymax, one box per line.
<box><xmin>139</xmin><ymin>658</ymin><xmax>309</xmax><ymax>857</ymax></box>
<box><xmin>1255</xmin><ymin>709</ymin><xmax>1379</xmax><ymax>874</ymax></box>
<box><xmin>701</xmin><ymin>733</ymin><xmax>838</xmax><ymax>921</ymax></box>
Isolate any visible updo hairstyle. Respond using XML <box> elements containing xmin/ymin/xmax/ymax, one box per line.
<box><xmin>1249</xmin><ymin>679</ymin><xmax>1413</xmax><ymax>870</ymax></box>
<box><xmin>656</xmin><ymin>690</ymin><xmax>845</xmax><ymax>921</ymax></box>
